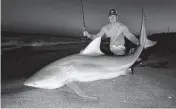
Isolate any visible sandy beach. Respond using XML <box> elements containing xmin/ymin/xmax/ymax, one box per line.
<box><xmin>1</xmin><ymin>46</ymin><xmax>176</xmax><ymax>108</ymax></box>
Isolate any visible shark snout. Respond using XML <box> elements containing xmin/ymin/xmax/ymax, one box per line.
<box><xmin>23</xmin><ymin>80</ymin><xmax>52</xmax><ymax>89</ymax></box>
<box><xmin>23</xmin><ymin>80</ymin><xmax>37</xmax><ymax>87</ymax></box>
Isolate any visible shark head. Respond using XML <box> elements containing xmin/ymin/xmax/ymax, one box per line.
<box><xmin>23</xmin><ymin>64</ymin><xmax>70</xmax><ymax>89</ymax></box>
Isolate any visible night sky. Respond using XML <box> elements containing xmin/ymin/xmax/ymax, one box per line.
<box><xmin>1</xmin><ymin>0</ymin><xmax>176</xmax><ymax>37</ymax></box>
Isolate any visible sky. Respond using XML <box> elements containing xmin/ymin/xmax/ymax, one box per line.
<box><xmin>1</xmin><ymin>0</ymin><xmax>176</xmax><ymax>37</ymax></box>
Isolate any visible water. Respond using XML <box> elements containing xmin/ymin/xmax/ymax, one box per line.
<box><xmin>1</xmin><ymin>43</ymin><xmax>88</xmax><ymax>80</ymax></box>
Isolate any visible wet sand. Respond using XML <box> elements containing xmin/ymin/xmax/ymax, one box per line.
<box><xmin>1</xmin><ymin>46</ymin><xmax>176</xmax><ymax>108</ymax></box>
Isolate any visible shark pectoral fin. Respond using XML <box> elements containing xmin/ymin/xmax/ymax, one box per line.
<box><xmin>66</xmin><ymin>82</ymin><xmax>99</xmax><ymax>101</ymax></box>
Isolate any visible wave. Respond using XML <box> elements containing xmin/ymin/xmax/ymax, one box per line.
<box><xmin>1</xmin><ymin>40</ymin><xmax>85</xmax><ymax>52</ymax></box>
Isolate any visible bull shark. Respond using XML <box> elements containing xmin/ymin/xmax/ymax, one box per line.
<box><xmin>23</xmin><ymin>11</ymin><xmax>157</xmax><ymax>100</ymax></box>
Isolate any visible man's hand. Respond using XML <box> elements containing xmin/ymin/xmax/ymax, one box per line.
<box><xmin>83</xmin><ymin>31</ymin><xmax>91</xmax><ymax>38</ymax></box>
<box><xmin>136</xmin><ymin>42</ymin><xmax>140</xmax><ymax>46</ymax></box>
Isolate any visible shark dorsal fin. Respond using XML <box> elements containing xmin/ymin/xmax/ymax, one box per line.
<box><xmin>80</xmin><ymin>37</ymin><xmax>104</xmax><ymax>56</ymax></box>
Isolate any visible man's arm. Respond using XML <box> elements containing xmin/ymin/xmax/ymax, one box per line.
<box><xmin>122</xmin><ymin>26</ymin><xmax>139</xmax><ymax>45</ymax></box>
<box><xmin>89</xmin><ymin>27</ymin><xmax>105</xmax><ymax>40</ymax></box>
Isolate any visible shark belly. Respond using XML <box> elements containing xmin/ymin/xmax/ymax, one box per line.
<box><xmin>68</xmin><ymin>63</ymin><xmax>128</xmax><ymax>82</ymax></box>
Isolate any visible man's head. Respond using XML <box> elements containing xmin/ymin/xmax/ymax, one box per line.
<box><xmin>108</xmin><ymin>9</ymin><xmax>118</xmax><ymax>23</ymax></box>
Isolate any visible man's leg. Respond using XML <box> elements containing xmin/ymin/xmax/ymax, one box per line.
<box><xmin>100</xmin><ymin>37</ymin><xmax>114</xmax><ymax>55</ymax></box>
<box><xmin>110</xmin><ymin>49</ymin><xmax>126</xmax><ymax>56</ymax></box>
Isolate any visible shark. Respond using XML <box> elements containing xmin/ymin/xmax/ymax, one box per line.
<box><xmin>23</xmin><ymin>11</ymin><xmax>157</xmax><ymax>100</ymax></box>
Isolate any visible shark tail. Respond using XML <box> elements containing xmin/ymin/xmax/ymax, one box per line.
<box><xmin>130</xmin><ymin>9</ymin><xmax>147</xmax><ymax>63</ymax></box>
<box><xmin>132</xmin><ymin>9</ymin><xmax>157</xmax><ymax>64</ymax></box>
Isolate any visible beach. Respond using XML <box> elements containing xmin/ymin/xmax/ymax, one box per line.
<box><xmin>2</xmin><ymin>0</ymin><xmax>176</xmax><ymax>107</ymax></box>
<box><xmin>1</xmin><ymin>43</ymin><xmax>176</xmax><ymax>108</ymax></box>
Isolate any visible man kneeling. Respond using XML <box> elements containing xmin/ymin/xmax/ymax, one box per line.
<box><xmin>84</xmin><ymin>9</ymin><xmax>139</xmax><ymax>55</ymax></box>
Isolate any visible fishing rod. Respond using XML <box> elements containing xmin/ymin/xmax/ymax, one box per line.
<box><xmin>80</xmin><ymin>0</ymin><xmax>86</xmax><ymax>41</ymax></box>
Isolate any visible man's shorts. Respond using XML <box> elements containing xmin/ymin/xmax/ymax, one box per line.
<box><xmin>100</xmin><ymin>37</ymin><xmax>126</xmax><ymax>56</ymax></box>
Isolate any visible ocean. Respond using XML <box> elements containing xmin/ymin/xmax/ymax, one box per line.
<box><xmin>1</xmin><ymin>31</ymin><xmax>89</xmax><ymax>79</ymax></box>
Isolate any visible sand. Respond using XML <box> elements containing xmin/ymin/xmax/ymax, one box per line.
<box><xmin>1</xmin><ymin>53</ymin><xmax>176</xmax><ymax>108</ymax></box>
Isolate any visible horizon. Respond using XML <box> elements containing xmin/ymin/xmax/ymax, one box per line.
<box><xmin>2</xmin><ymin>30</ymin><xmax>176</xmax><ymax>38</ymax></box>
<box><xmin>2</xmin><ymin>0</ymin><xmax>176</xmax><ymax>37</ymax></box>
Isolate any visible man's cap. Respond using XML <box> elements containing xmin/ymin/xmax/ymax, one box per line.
<box><xmin>108</xmin><ymin>9</ymin><xmax>117</xmax><ymax>16</ymax></box>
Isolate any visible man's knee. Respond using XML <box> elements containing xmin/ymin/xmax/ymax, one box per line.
<box><xmin>111</xmin><ymin>50</ymin><xmax>125</xmax><ymax>55</ymax></box>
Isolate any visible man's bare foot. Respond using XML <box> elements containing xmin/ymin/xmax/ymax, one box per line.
<box><xmin>137</xmin><ymin>57</ymin><xmax>142</xmax><ymax>62</ymax></box>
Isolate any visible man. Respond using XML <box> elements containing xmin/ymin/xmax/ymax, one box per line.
<box><xmin>83</xmin><ymin>9</ymin><xmax>139</xmax><ymax>55</ymax></box>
